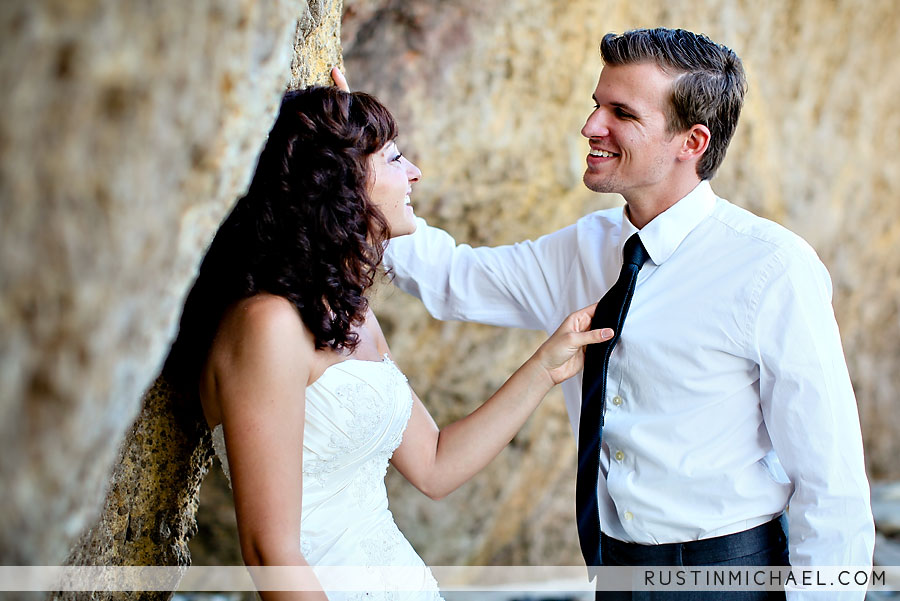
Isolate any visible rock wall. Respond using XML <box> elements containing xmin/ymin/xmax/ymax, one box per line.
<box><xmin>0</xmin><ymin>0</ymin><xmax>342</xmax><ymax>575</ymax></box>
<box><xmin>340</xmin><ymin>0</ymin><xmax>900</xmax><ymax>567</ymax></box>
<box><xmin>56</xmin><ymin>380</ymin><xmax>212</xmax><ymax>601</ymax></box>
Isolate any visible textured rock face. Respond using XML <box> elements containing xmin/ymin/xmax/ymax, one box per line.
<box><xmin>341</xmin><ymin>0</ymin><xmax>900</xmax><ymax>566</ymax></box>
<box><xmin>59</xmin><ymin>380</ymin><xmax>212</xmax><ymax>577</ymax></box>
<box><xmin>0</xmin><ymin>0</ymin><xmax>343</xmax><ymax>569</ymax></box>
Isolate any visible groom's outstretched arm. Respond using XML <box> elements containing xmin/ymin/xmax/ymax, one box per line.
<box><xmin>384</xmin><ymin>216</ymin><xmax>577</xmax><ymax>331</ymax></box>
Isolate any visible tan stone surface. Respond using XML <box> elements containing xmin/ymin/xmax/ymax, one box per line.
<box><xmin>0</xmin><ymin>0</ymin><xmax>339</xmax><ymax>569</ymax></box>
<box><xmin>53</xmin><ymin>380</ymin><xmax>212</xmax><ymax>600</ymax></box>
<box><xmin>291</xmin><ymin>0</ymin><xmax>345</xmax><ymax>88</ymax></box>
<box><xmin>342</xmin><ymin>0</ymin><xmax>900</xmax><ymax>566</ymax></box>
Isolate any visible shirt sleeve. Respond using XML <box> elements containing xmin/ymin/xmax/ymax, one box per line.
<box><xmin>751</xmin><ymin>243</ymin><xmax>874</xmax><ymax>599</ymax></box>
<box><xmin>383</xmin><ymin>216</ymin><xmax>578</xmax><ymax>331</ymax></box>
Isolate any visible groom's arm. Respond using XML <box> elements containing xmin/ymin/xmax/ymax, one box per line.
<box><xmin>753</xmin><ymin>244</ymin><xmax>873</xmax><ymax>599</ymax></box>
<box><xmin>384</xmin><ymin>216</ymin><xmax>578</xmax><ymax>331</ymax></box>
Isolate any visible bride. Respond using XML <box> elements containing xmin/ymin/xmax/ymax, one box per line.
<box><xmin>165</xmin><ymin>80</ymin><xmax>611</xmax><ymax>600</ymax></box>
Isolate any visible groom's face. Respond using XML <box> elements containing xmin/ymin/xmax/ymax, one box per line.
<box><xmin>581</xmin><ymin>62</ymin><xmax>684</xmax><ymax>203</ymax></box>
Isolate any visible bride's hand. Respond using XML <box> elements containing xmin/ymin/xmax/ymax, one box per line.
<box><xmin>331</xmin><ymin>66</ymin><xmax>350</xmax><ymax>91</ymax></box>
<box><xmin>532</xmin><ymin>304</ymin><xmax>613</xmax><ymax>386</ymax></box>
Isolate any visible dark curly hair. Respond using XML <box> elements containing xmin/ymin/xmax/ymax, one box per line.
<box><xmin>164</xmin><ymin>86</ymin><xmax>398</xmax><ymax>390</ymax></box>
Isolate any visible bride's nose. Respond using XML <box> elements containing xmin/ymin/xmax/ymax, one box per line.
<box><xmin>406</xmin><ymin>159</ymin><xmax>421</xmax><ymax>182</ymax></box>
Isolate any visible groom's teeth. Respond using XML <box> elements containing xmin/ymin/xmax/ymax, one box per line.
<box><xmin>589</xmin><ymin>149</ymin><xmax>616</xmax><ymax>158</ymax></box>
<box><xmin>404</xmin><ymin>195</ymin><xmax>411</xmax><ymax>205</ymax></box>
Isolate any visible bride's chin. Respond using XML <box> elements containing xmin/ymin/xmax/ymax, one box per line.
<box><xmin>388</xmin><ymin>227</ymin><xmax>415</xmax><ymax>240</ymax></box>
<box><xmin>387</xmin><ymin>219</ymin><xmax>417</xmax><ymax>239</ymax></box>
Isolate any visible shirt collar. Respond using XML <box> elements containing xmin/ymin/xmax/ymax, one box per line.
<box><xmin>619</xmin><ymin>180</ymin><xmax>717</xmax><ymax>266</ymax></box>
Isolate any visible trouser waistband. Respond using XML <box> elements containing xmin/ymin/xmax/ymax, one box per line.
<box><xmin>600</xmin><ymin>515</ymin><xmax>788</xmax><ymax>565</ymax></box>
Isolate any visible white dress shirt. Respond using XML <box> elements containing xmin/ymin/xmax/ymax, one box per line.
<box><xmin>384</xmin><ymin>181</ymin><xmax>874</xmax><ymax>586</ymax></box>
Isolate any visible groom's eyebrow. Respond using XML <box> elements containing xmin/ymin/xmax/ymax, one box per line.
<box><xmin>592</xmin><ymin>93</ymin><xmax>640</xmax><ymax>115</ymax></box>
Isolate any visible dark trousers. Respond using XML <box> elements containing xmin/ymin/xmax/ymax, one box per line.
<box><xmin>596</xmin><ymin>515</ymin><xmax>789</xmax><ymax>601</ymax></box>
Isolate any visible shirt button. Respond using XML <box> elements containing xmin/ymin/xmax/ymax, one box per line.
<box><xmin>612</xmin><ymin>395</ymin><xmax>623</xmax><ymax>406</ymax></box>
<box><xmin>624</xmin><ymin>511</ymin><xmax>634</xmax><ymax>521</ymax></box>
<box><xmin>614</xmin><ymin>450</ymin><xmax>625</xmax><ymax>462</ymax></box>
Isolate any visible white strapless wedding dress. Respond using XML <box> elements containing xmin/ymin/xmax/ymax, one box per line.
<box><xmin>212</xmin><ymin>355</ymin><xmax>444</xmax><ymax>600</ymax></box>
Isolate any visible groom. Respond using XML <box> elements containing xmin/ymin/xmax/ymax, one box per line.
<box><xmin>382</xmin><ymin>28</ymin><xmax>873</xmax><ymax>599</ymax></box>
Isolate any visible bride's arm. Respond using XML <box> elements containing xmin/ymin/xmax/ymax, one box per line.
<box><xmin>383</xmin><ymin>304</ymin><xmax>612</xmax><ymax>500</ymax></box>
<box><xmin>212</xmin><ymin>295</ymin><xmax>327</xmax><ymax>600</ymax></box>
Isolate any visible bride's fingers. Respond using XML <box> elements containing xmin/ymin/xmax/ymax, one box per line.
<box><xmin>331</xmin><ymin>66</ymin><xmax>350</xmax><ymax>91</ymax></box>
<box><xmin>574</xmin><ymin>302</ymin><xmax>598</xmax><ymax>321</ymax></box>
<box><xmin>568</xmin><ymin>327</ymin><xmax>614</xmax><ymax>348</ymax></box>
<box><xmin>554</xmin><ymin>303</ymin><xmax>597</xmax><ymax>336</ymax></box>
<box><xmin>562</xmin><ymin>302</ymin><xmax>599</xmax><ymax>332</ymax></box>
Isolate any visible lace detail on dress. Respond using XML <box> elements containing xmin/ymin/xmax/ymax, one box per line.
<box><xmin>349</xmin><ymin>457</ymin><xmax>386</xmax><ymax>506</ymax></box>
<box><xmin>352</xmin><ymin>519</ymin><xmax>445</xmax><ymax>601</ymax></box>
<box><xmin>303</xmin><ymin>355</ymin><xmax>412</xmax><ymax>489</ymax></box>
<box><xmin>383</xmin><ymin>359</ymin><xmax>413</xmax><ymax>456</ymax></box>
<box><xmin>360</xmin><ymin>516</ymin><xmax>406</xmax><ymax>566</ymax></box>
<box><xmin>346</xmin><ymin>590</ymin><xmax>398</xmax><ymax>601</ymax></box>
<box><xmin>302</xmin><ymin>378</ymin><xmax>385</xmax><ymax>487</ymax></box>
<box><xmin>348</xmin><ymin>358</ymin><xmax>414</xmax><ymax>508</ymax></box>
<box><xmin>302</xmin><ymin>380</ymin><xmax>376</xmax><ymax>487</ymax></box>
<box><xmin>333</xmin><ymin>380</ymin><xmax>388</xmax><ymax>446</ymax></box>
<box><xmin>300</xmin><ymin>538</ymin><xmax>313</xmax><ymax>559</ymax></box>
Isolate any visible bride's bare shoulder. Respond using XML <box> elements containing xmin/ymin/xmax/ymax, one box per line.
<box><xmin>201</xmin><ymin>294</ymin><xmax>317</xmax><ymax>419</ymax></box>
<box><xmin>201</xmin><ymin>295</ymin><xmax>316</xmax><ymax>489</ymax></box>
<box><xmin>216</xmin><ymin>293</ymin><xmax>314</xmax><ymax>357</ymax></box>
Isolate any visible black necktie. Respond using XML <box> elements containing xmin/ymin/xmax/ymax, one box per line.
<box><xmin>576</xmin><ymin>233</ymin><xmax>650</xmax><ymax>569</ymax></box>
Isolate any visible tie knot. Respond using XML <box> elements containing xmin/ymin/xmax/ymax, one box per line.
<box><xmin>623</xmin><ymin>234</ymin><xmax>649</xmax><ymax>267</ymax></box>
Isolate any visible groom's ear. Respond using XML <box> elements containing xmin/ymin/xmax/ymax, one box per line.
<box><xmin>676</xmin><ymin>124</ymin><xmax>711</xmax><ymax>163</ymax></box>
